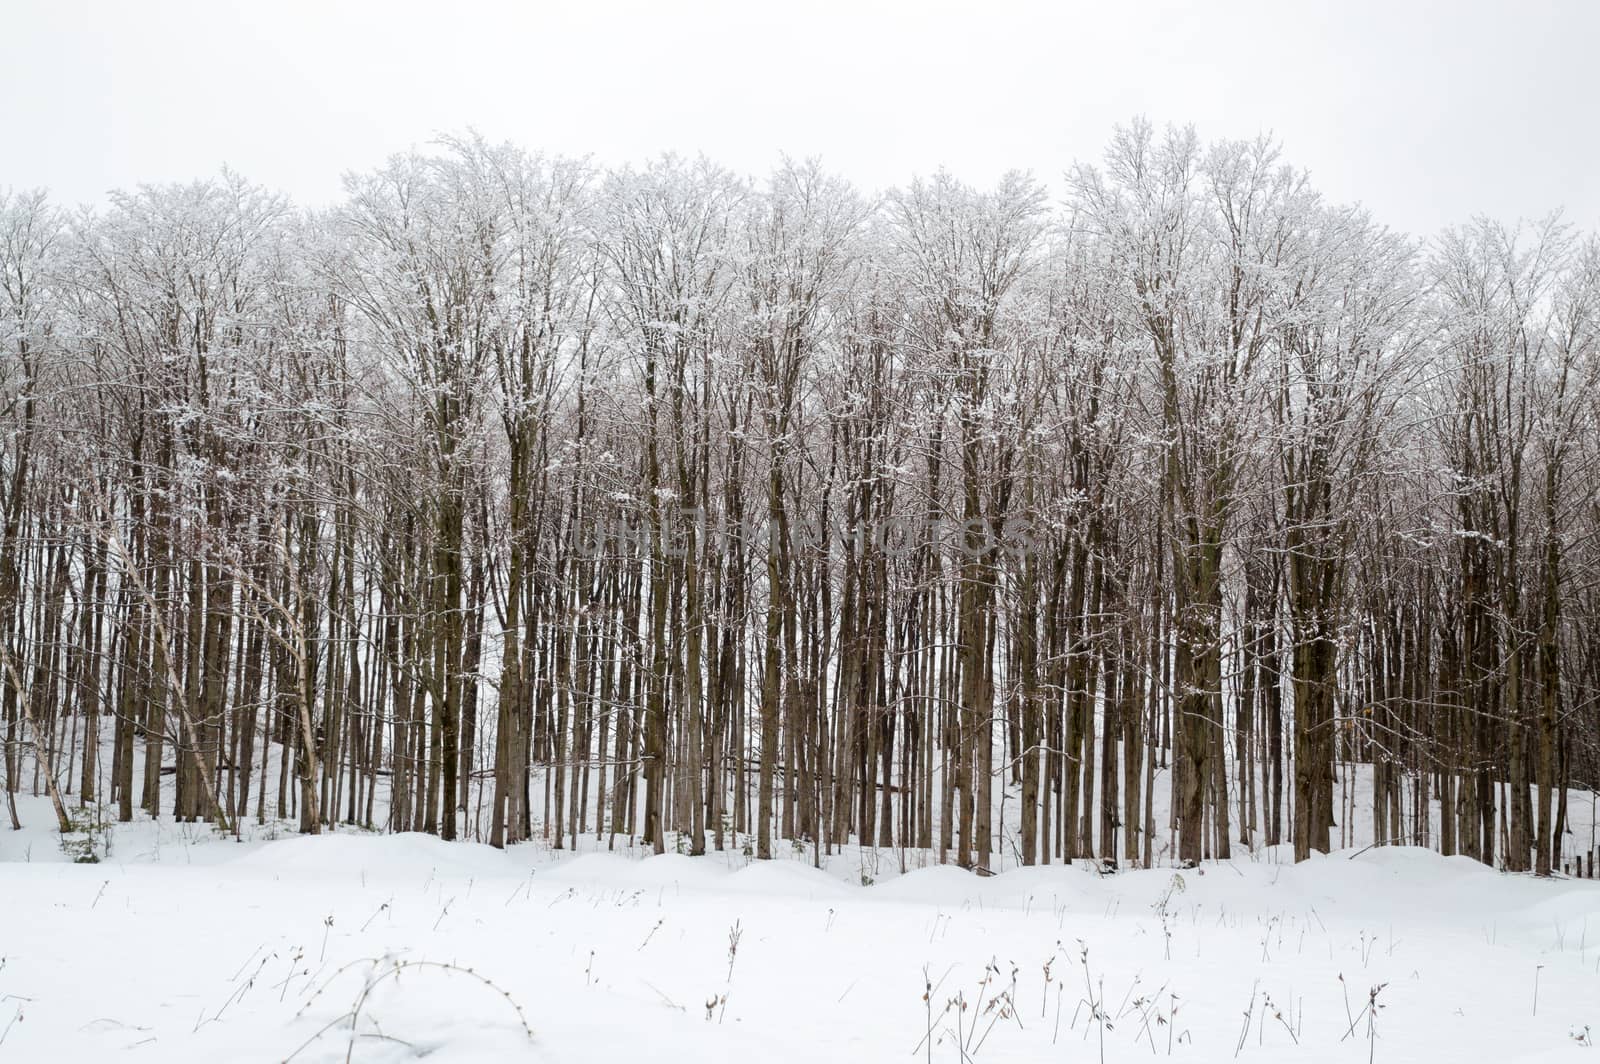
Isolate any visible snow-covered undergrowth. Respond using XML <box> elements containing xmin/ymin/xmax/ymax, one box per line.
<box><xmin>3</xmin><ymin>793</ymin><xmax>1598</xmax><ymax>1063</ymax></box>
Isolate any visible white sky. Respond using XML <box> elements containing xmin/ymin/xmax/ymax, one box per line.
<box><xmin>3</xmin><ymin>0</ymin><xmax>1596</xmax><ymax>236</ymax></box>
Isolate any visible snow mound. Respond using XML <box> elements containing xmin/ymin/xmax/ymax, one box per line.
<box><xmin>541</xmin><ymin>850</ymin><xmax>729</xmax><ymax>890</ymax></box>
<box><xmin>229</xmin><ymin>831</ymin><xmax>511</xmax><ymax>881</ymax></box>
<box><xmin>722</xmin><ymin>859</ymin><xmax>851</xmax><ymax>898</ymax></box>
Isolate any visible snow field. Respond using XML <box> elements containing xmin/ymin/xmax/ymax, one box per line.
<box><xmin>3</xmin><ymin>802</ymin><xmax>1599</xmax><ymax>1063</ymax></box>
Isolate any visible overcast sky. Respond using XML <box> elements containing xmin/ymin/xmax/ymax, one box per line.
<box><xmin>3</xmin><ymin>0</ymin><xmax>1595</xmax><ymax>236</ymax></box>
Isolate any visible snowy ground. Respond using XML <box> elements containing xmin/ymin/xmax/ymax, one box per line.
<box><xmin>3</xmin><ymin>790</ymin><xmax>1599</xmax><ymax>1063</ymax></box>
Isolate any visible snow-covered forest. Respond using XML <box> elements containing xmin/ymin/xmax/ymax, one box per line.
<box><xmin>5</xmin><ymin>111</ymin><xmax>1600</xmax><ymax>1061</ymax></box>
<box><xmin>4</xmin><ymin>122</ymin><xmax>1600</xmax><ymax>873</ymax></box>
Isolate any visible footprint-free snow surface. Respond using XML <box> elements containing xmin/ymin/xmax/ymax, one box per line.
<box><xmin>3</xmin><ymin>823</ymin><xmax>1598</xmax><ymax>1062</ymax></box>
